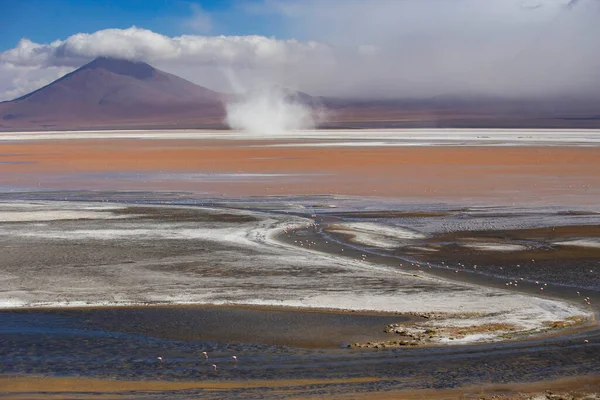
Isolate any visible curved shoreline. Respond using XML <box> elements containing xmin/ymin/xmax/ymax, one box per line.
<box><xmin>272</xmin><ymin>223</ymin><xmax>596</xmax><ymax>347</ymax></box>
<box><xmin>1</xmin><ymin>197</ymin><xmax>599</xmax><ymax>398</ymax></box>
<box><xmin>0</xmin><ymin>199</ymin><xmax>595</xmax><ymax>348</ymax></box>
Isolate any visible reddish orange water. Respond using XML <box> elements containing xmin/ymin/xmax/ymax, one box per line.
<box><xmin>1</xmin><ymin>139</ymin><xmax>599</xmax><ymax>205</ymax></box>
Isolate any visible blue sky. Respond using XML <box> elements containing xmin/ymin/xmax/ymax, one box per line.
<box><xmin>0</xmin><ymin>0</ymin><xmax>287</xmax><ymax>52</ymax></box>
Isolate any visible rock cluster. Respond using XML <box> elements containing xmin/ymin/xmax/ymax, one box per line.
<box><xmin>349</xmin><ymin>340</ymin><xmax>419</xmax><ymax>349</ymax></box>
<box><xmin>349</xmin><ymin>323</ymin><xmax>437</xmax><ymax>348</ymax></box>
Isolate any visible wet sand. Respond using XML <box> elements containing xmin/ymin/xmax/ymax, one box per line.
<box><xmin>2</xmin><ymin>305</ymin><xmax>411</xmax><ymax>349</ymax></box>
<box><xmin>2</xmin><ymin>375</ymin><xmax>600</xmax><ymax>399</ymax></box>
<box><xmin>0</xmin><ymin>375</ymin><xmax>383</xmax><ymax>393</ymax></box>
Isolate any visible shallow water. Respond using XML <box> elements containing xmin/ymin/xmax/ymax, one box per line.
<box><xmin>0</xmin><ymin>192</ymin><xmax>599</xmax><ymax>397</ymax></box>
<box><xmin>1</xmin><ymin>306</ymin><xmax>599</xmax><ymax>398</ymax></box>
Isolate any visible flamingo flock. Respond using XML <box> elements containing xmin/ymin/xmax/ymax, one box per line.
<box><xmin>156</xmin><ymin>352</ymin><xmax>239</xmax><ymax>372</ymax></box>
<box><xmin>284</xmin><ymin>214</ymin><xmax>597</xmax><ymax>311</ymax></box>
<box><xmin>281</xmin><ymin>214</ymin><xmax>596</xmax><ymax>347</ymax></box>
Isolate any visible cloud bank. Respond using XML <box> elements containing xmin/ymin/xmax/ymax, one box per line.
<box><xmin>1</xmin><ymin>0</ymin><xmax>599</xmax><ymax>101</ymax></box>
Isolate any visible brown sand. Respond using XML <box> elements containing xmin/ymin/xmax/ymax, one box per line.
<box><xmin>298</xmin><ymin>375</ymin><xmax>600</xmax><ymax>399</ymax></box>
<box><xmin>0</xmin><ymin>376</ymin><xmax>381</xmax><ymax>392</ymax></box>
<box><xmin>1</xmin><ymin>139</ymin><xmax>599</xmax><ymax>204</ymax></box>
<box><xmin>1</xmin><ymin>375</ymin><xmax>599</xmax><ymax>399</ymax></box>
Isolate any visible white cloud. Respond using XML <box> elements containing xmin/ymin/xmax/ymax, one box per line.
<box><xmin>1</xmin><ymin>0</ymin><xmax>599</xmax><ymax>101</ymax></box>
<box><xmin>0</xmin><ymin>27</ymin><xmax>334</xmax><ymax>101</ymax></box>
<box><xmin>0</xmin><ymin>63</ymin><xmax>73</xmax><ymax>101</ymax></box>
<box><xmin>0</xmin><ymin>27</ymin><xmax>331</xmax><ymax>68</ymax></box>
<box><xmin>258</xmin><ymin>0</ymin><xmax>600</xmax><ymax>99</ymax></box>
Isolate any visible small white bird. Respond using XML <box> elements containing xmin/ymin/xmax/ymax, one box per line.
<box><xmin>157</xmin><ymin>356</ymin><xmax>163</xmax><ymax>363</ymax></box>
<box><xmin>202</xmin><ymin>351</ymin><xmax>208</xmax><ymax>359</ymax></box>
<box><xmin>211</xmin><ymin>364</ymin><xmax>217</xmax><ymax>371</ymax></box>
<box><xmin>232</xmin><ymin>355</ymin><xmax>238</xmax><ymax>364</ymax></box>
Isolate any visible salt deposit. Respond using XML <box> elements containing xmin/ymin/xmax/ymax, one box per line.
<box><xmin>327</xmin><ymin>222</ymin><xmax>425</xmax><ymax>249</ymax></box>
<box><xmin>2</xmin><ymin>128</ymin><xmax>600</xmax><ymax>146</ymax></box>
<box><xmin>0</xmin><ymin>200</ymin><xmax>591</xmax><ymax>345</ymax></box>
<box><xmin>555</xmin><ymin>239</ymin><xmax>600</xmax><ymax>249</ymax></box>
<box><xmin>462</xmin><ymin>243</ymin><xmax>528</xmax><ymax>252</ymax></box>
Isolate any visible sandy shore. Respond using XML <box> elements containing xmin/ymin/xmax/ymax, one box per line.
<box><xmin>1</xmin><ymin>375</ymin><xmax>599</xmax><ymax>399</ymax></box>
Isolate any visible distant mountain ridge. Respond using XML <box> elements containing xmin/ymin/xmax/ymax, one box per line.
<box><xmin>1</xmin><ymin>57</ymin><xmax>600</xmax><ymax>131</ymax></box>
<box><xmin>0</xmin><ymin>57</ymin><xmax>226</xmax><ymax>130</ymax></box>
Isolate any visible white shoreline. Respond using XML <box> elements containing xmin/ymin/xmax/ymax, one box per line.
<box><xmin>555</xmin><ymin>239</ymin><xmax>600</xmax><ymax>249</ymax></box>
<box><xmin>1</xmin><ymin>128</ymin><xmax>600</xmax><ymax>146</ymax></box>
<box><xmin>327</xmin><ymin>221</ymin><xmax>425</xmax><ymax>249</ymax></box>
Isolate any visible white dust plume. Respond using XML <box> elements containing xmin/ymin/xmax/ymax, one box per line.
<box><xmin>225</xmin><ymin>85</ymin><xmax>322</xmax><ymax>134</ymax></box>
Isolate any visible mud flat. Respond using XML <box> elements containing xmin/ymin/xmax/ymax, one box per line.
<box><xmin>319</xmin><ymin>208</ymin><xmax>600</xmax><ymax>291</ymax></box>
<box><xmin>0</xmin><ymin>199</ymin><xmax>591</xmax><ymax>345</ymax></box>
<box><xmin>0</xmin><ymin>196</ymin><xmax>599</xmax><ymax>397</ymax></box>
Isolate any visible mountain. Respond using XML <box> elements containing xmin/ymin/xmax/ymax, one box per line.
<box><xmin>319</xmin><ymin>95</ymin><xmax>600</xmax><ymax>129</ymax></box>
<box><xmin>0</xmin><ymin>57</ymin><xmax>226</xmax><ymax>130</ymax></box>
<box><xmin>1</xmin><ymin>57</ymin><xmax>599</xmax><ymax>131</ymax></box>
